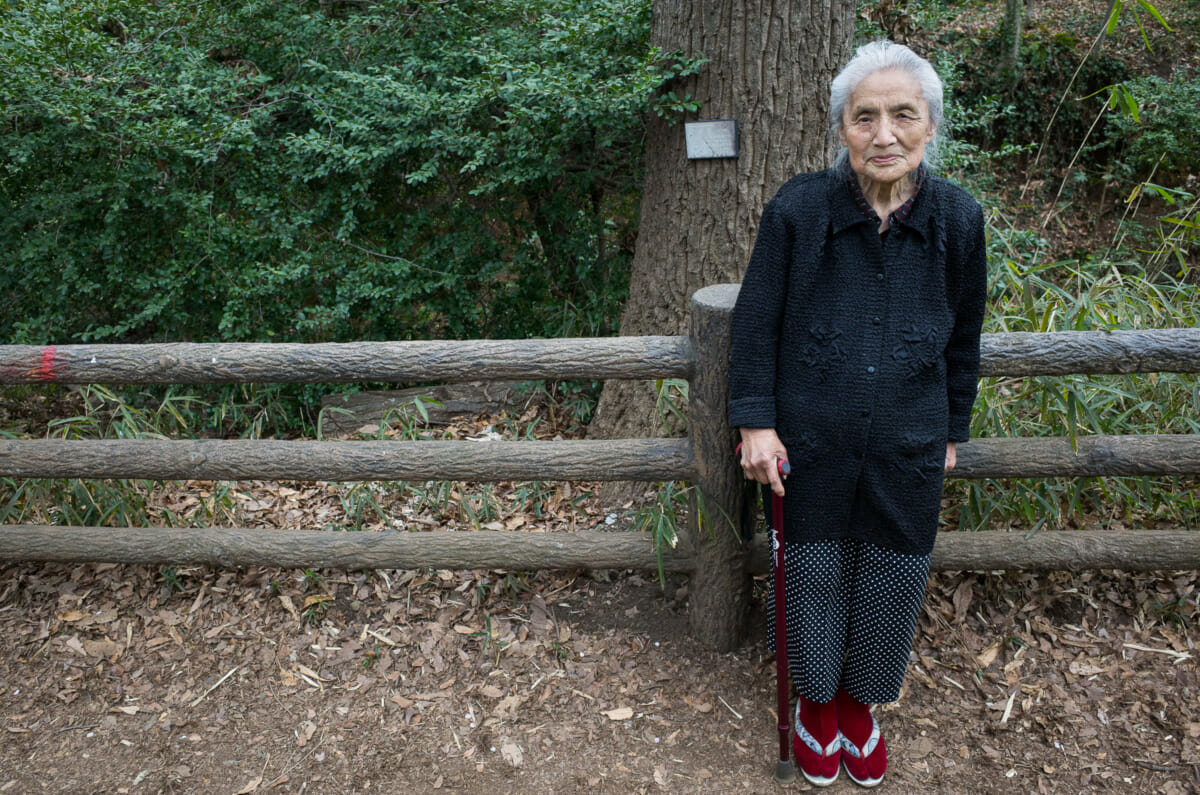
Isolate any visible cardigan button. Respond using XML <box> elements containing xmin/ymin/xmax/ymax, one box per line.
<box><xmin>876</xmin><ymin>272</ymin><xmax>884</xmax><ymax>281</ymax></box>
<box><xmin>872</xmin><ymin>316</ymin><xmax>881</xmax><ymax>324</ymax></box>
<box><xmin>867</xmin><ymin>366</ymin><xmax>876</xmax><ymax>374</ymax></box>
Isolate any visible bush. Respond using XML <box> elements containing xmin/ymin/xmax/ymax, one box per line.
<box><xmin>942</xmin><ymin>30</ymin><xmax>1130</xmax><ymax>167</ymax></box>
<box><xmin>1091</xmin><ymin>72</ymin><xmax>1200</xmax><ymax>184</ymax></box>
<box><xmin>0</xmin><ymin>0</ymin><xmax>698</xmax><ymax>344</ymax></box>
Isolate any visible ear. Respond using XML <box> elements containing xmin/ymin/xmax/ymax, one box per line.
<box><xmin>925</xmin><ymin>123</ymin><xmax>937</xmax><ymax>143</ymax></box>
<box><xmin>838</xmin><ymin>124</ymin><xmax>849</xmax><ymax>147</ymax></box>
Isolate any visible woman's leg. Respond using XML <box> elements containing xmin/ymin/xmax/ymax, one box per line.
<box><xmin>766</xmin><ymin>538</ymin><xmax>850</xmax><ymax>703</ymax></box>
<box><xmin>838</xmin><ymin>541</ymin><xmax>932</xmax><ymax>786</ymax></box>
<box><xmin>768</xmin><ymin>538</ymin><xmax>850</xmax><ymax>786</ymax></box>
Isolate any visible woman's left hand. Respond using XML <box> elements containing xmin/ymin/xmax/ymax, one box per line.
<box><xmin>944</xmin><ymin>441</ymin><xmax>957</xmax><ymax>472</ymax></box>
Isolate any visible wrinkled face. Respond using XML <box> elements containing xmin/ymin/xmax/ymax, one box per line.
<box><xmin>838</xmin><ymin>68</ymin><xmax>935</xmax><ymax>186</ymax></box>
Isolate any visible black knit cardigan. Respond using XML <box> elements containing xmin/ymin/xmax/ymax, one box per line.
<box><xmin>728</xmin><ymin>165</ymin><xmax>987</xmax><ymax>555</ymax></box>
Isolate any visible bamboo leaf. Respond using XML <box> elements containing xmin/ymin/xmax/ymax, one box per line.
<box><xmin>1105</xmin><ymin>0</ymin><xmax>1123</xmax><ymax>35</ymax></box>
<box><xmin>1135</xmin><ymin>0</ymin><xmax>1173</xmax><ymax>31</ymax></box>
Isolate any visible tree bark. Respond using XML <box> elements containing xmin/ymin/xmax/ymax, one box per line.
<box><xmin>1000</xmin><ymin>0</ymin><xmax>1024</xmax><ymax>91</ymax></box>
<box><xmin>6</xmin><ymin>328</ymin><xmax>1198</xmax><ymax>386</ymax></box>
<box><xmin>978</xmin><ymin>329</ymin><xmax>1200</xmax><ymax>376</ymax></box>
<box><xmin>588</xmin><ymin>0</ymin><xmax>856</xmax><ymax>447</ymax></box>
<box><xmin>953</xmin><ymin>434</ymin><xmax>1200</xmax><ymax>478</ymax></box>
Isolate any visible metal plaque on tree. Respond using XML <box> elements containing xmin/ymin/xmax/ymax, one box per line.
<box><xmin>685</xmin><ymin>119</ymin><xmax>739</xmax><ymax>159</ymax></box>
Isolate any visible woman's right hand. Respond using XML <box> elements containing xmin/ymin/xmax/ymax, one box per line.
<box><xmin>737</xmin><ymin>427</ymin><xmax>789</xmax><ymax>497</ymax></box>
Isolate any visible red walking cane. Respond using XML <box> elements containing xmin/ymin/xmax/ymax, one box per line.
<box><xmin>769</xmin><ymin>457</ymin><xmax>794</xmax><ymax>783</ymax></box>
<box><xmin>738</xmin><ymin>445</ymin><xmax>795</xmax><ymax>783</ymax></box>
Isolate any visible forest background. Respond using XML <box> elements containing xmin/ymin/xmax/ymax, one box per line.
<box><xmin>1</xmin><ymin>0</ymin><xmax>1199</xmax><ymax>534</ymax></box>
<box><xmin>3</xmin><ymin>2</ymin><xmax>1200</xmax><ymax>792</ymax></box>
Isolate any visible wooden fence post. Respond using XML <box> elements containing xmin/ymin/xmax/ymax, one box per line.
<box><xmin>686</xmin><ymin>284</ymin><xmax>747</xmax><ymax>652</ymax></box>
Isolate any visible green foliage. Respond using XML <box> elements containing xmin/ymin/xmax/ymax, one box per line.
<box><xmin>946</xmin><ymin>30</ymin><xmax>1130</xmax><ymax>166</ymax></box>
<box><xmin>1109</xmin><ymin>182</ymin><xmax>1200</xmax><ymax>280</ymax></box>
<box><xmin>631</xmin><ymin>481</ymin><xmax>685</xmax><ymax>588</ymax></box>
<box><xmin>0</xmin><ymin>0</ymin><xmax>699</xmax><ymax>344</ymax></box>
<box><xmin>945</xmin><ymin>228</ymin><xmax>1200</xmax><ymax>532</ymax></box>
<box><xmin>933</xmin><ymin>51</ymin><xmax>1033</xmax><ymax>190</ymax></box>
<box><xmin>1092</xmin><ymin>73</ymin><xmax>1200</xmax><ymax>183</ymax></box>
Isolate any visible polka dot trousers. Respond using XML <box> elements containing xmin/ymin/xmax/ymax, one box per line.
<box><xmin>766</xmin><ymin>536</ymin><xmax>931</xmax><ymax>705</ymax></box>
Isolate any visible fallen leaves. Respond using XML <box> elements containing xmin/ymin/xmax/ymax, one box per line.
<box><xmin>1</xmin><ymin>493</ymin><xmax>1198</xmax><ymax>794</ymax></box>
<box><xmin>975</xmin><ymin>640</ymin><xmax>1001</xmax><ymax>670</ymax></box>
<box><xmin>493</xmin><ymin>694</ymin><xmax>527</xmax><ymax>720</ymax></box>
<box><xmin>499</xmin><ymin>742</ymin><xmax>523</xmax><ymax>766</ymax></box>
<box><xmin>277</xmin><ymin>594</ymin><xmax>300</xmax><ymax>622</ymax></box>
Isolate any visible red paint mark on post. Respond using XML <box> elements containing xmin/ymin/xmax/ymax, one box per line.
<box><xmin>36</xmin><ymin>346</ymin><xmax>57</xmax><ymax>381</ymax></box>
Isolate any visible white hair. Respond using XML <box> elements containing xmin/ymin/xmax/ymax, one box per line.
<box><xmin>829</xmin><ymin>40</ymin><xmax>946</xmax><ymax>169</ymax></box>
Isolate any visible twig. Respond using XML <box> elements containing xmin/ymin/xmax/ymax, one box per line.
<box><xmin>190</xmin><ymin>665</ymin><xmax>239</xmax><ymax>708</ymax></box>
<box><xmin>717</xmin><ymin>695</ymin><xmax>742</xmax><ymax>720</ymax></box>
<box><xmin>55</xmin><ymin>724</ymin><xmax>99</xmax><ymax>734</ymax></box>
<box><xmin>273</xmin><ymin>729</ymin><xmax>324</xmax><ymax>782</ymax></box>
<box><xmin>1133</xmin><ymin>760</ymin><xmax>1177</xmax><ymax>773</ymax></box>
<box><xmin>999</xmin><ymin>691</ymin><xmax>1016</xmax><ymax>725</ymax></box>
<box><xmin>1123</xmin><ymin>643</ymin><xmax>1192</xmax><ymax>663</ymax></box>
<box><xmin>365</xmin><ymin>628</ymin><xmax>397</xmax><ymax>647</ymax></box>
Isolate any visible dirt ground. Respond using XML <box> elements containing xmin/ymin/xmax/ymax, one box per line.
<box><xmin>2</xmin><ymin>554</ymin><xmax>1198</xmax><ymax>794</ymax></box>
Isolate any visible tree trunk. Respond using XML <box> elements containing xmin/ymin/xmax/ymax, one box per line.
<box><xmin>588</xmin><ymin>0</ymin><xmax>855</xmax><ymax>452</ymax></box>
<box><xmin>1000</xmin><ymin>0</ymin><xmax>1023</xmax><ymax>92</ymax></box>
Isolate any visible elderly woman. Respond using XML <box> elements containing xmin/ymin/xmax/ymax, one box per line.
<box><xmin>729</xmin><ymin>40</ymin><xmax>986</xmax><ymax>787</ymax></box>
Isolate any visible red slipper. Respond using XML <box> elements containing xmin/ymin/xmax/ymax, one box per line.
<box><xmin>837</xmin><ymin>689</ymin><xmax>886</xmax><ymax>788</ymax></box>
<box><xmin>794</xmin><ymin>695</ymin><xmax>840</xmax><ymax>787</ymax></box>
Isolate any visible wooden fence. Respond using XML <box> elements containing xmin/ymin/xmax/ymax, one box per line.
<box><xmin>2</xmin><ymin>283</ymin><xmax>1200</xmax><ymax>651</ymax></box>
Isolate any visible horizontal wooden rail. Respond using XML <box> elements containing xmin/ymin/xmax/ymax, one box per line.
<box><xmin>0</xmin><ymin>337</ymin><xmax>693</xmax><ymax>385</ymax></box>
<box><xmin>3</xmin><ymin>525</ymin><xmax>1196</xmax><ymax>574</ymax></box>
<box><xmin>2</xmin><ymin>330</ymin><xmax>1199</xmax><ymax>388</ymax></box>
<box><xmin>747</xmin><ymin>529</ymin><xmax>1200</xmax><ymax>573</ymax></box>
<box><xmin>2</xmin><ymin>435</ymin><xmax>1195</xmax><ymax>482</ymax></box>
<box><xmin>0</xmin><ymin>438</ymin><xmax>695</xmax><ymax>482</ymax></box>
<box><xmin>954</xmin><ymin>434</ymin><xmax>1200</xmax><ymax>478</ymax></box>
<box><xmin>978</xmin><ymin>328</ymin><xmax>1200</xmax><ymax>376</ymax></box>
<box><xmin>4</xmin><ymin>283</ymin><xmax>1197</xmax><ymax>653</ymax></box>
<box><xmin>0</xmin><ymin>526</ymin><xmax>695</xmax><ymax>572</ymax></box>
<box><xmin>2</xmin><ymin>329</ymin><xmax>1199</xmax><ymax>388</ymax></box>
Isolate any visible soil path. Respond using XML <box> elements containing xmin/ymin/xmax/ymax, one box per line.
<box><xmin>2</xmin><ymin>560</ymin><xmax>1197</xmax><ymax>794</ymax></box>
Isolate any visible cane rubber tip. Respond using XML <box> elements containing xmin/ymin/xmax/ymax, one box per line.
<box><xmin>773</xmin><ymin>760</ymin><xmax>796</xmax><ymax>784</ymax></box>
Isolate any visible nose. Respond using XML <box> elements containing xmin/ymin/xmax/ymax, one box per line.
<box><xmin>872</xmin><ymin>120</ymin><xmax>898</xmax><ymax>146</ymax></box>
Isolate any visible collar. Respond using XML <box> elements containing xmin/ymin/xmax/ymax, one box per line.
<box><xmin>829</xmin><ymin>161</ymin><xmax>933</xmax><ymax>241</ymax></box>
